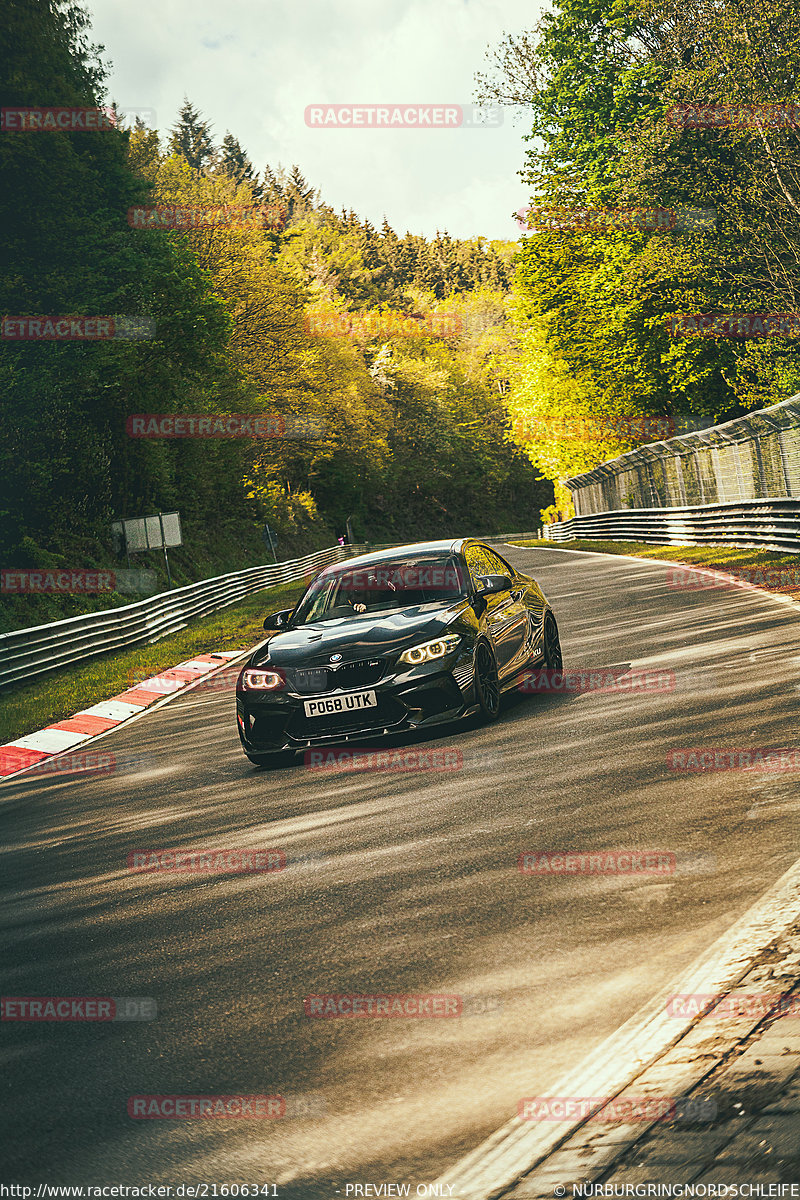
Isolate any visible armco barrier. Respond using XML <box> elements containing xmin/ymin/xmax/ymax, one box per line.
<box><xmin>0</xmin><ymin>544</ymin><xmax>369</xmax><ymax>691</ymax></box>
<box><xmin>543</xmin><ymin>499</ymin><xmax>800</xmax><ymax>552</ymax></box>
<box><xmin>491</xmin><ymin>531</ymin><xmax>542</xmax><ymax>541</ymax></box>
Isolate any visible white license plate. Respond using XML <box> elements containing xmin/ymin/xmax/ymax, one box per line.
<box><xmin>303</xmin><ymin>690</ymin><xmax>378</xmax><ymax>718</ymax></box>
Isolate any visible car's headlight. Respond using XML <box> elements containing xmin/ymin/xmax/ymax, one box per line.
<box><xmin>242</xmin><ymin>668</ymin><xmax>284</xmax><ymax>690</ymax></box>
<box><xmin>399</xmin><ymin>633</ymin><xmax>461</xmax><ymax>666</ymax></box>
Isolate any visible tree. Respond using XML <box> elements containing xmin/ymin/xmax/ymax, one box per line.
<box><xmin>475</xmin><ymin>0</ymin><xmax>800</xmax><ymax>512</ymax></box>
<box><xmin>168</xmin><ymin>97</ymin><xmax>215</xmax><ymax>171</ymax></box>
<box><xmin>284</xmin><ymin>165</ymin><xmax>317</xmax><ymax>220</ymax></box>
<box><xmin>127</xmin><ymin>117</ymin><xmax>161</xmax><ymax>180</ymax></box>
<box><xmin>219</xmin><ymin>132</ymin><xmax>259</xmax><ymax>191</ymax></box>
<box><xmin>0</xmin><ymin>3</ymin><xmax>232</xmax><ymax>571</ymax></box>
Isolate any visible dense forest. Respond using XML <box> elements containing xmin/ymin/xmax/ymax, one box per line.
<box><xmin>482</xmin><ymin>0</ymin><xmax>800</xmax><ymax>516</ymax></box>
<box><xmin>6</xmin><ymin>0</ymin><xmax>796</xmax><ymax>628</ymax></box>
<box><xmin>0</xmin><ymin>0</ymin><xmax>551</xmax><ymax>629</ymax></box>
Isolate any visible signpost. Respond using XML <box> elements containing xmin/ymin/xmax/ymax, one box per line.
<box><xmin>262</xmin><ymin>523</ymin><xmax>278</xmax><ymax>563</ymax></box>
<box><xmin>111</xmin><ymin>511</ymin><xmax>182</xmax><ymax>587</ymax></box>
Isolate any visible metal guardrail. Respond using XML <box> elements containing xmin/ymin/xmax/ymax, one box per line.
<box><xmin>489</xmin><ymin>531</ymin><xmax>543</xmax><ymax>541</ymax></box>
<box><xmin>543</xmin><ymin>499</ymin><xmax>800</xmax><ymax>552</ymax></box>
<box><xmin>0</xmin><ymin>543</ymin><xmax>371</xmax><ymax>691</ymax></box>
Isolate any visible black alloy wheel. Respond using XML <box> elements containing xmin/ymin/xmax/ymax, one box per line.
<box><xmin>543</xmin><ymin>613</ymin><xmax>563</xmax><ymax>671</ymax></box>
<box><xmin>474</xmin><ymin>640</ymin><xmax>501</xmax><ymax>721</ymax></box>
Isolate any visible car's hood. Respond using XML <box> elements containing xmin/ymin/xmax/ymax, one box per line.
<box><xmin>252</xmin><ymin>601</ymin><xmax>469</xmax><ymax>667</ymax></box>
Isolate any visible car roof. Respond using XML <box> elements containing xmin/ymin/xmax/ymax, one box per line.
<box><xmin>321</xmin><ymin>539</ymin><xmax>469</xmax><ymax>572</ymax></box>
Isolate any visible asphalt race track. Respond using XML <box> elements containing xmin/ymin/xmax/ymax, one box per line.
<box><xmin>1</xmin><ymin>545</ymin><xmax>799</xmax><ymax>1196</ymax></box>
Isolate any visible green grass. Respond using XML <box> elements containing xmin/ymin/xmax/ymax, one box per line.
<box><xmin>509</xmin><ymin>538</ymin><xmax>800</xmax><ymax>586</ymax></box>
<box><xmin>1</xmin><ymin>580</ymin><xmax>305</xmax><ymax>747</ymax></box>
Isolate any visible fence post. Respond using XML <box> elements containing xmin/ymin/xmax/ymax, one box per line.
<box><xmin>753</xmin><ymin>436</ymin><xmax>768</xmax><ymax>497</ymax></box>
<box><xmin>674</xmin><ymin>456</ymin><xmax>687</xmax><ymax>506</ymax></box>
<box><xmin>710</xmin><ymin>446</ymin><xmax>725</xmax><ymax>501</ymax></box>
<box><xmin>692</xmin><ymin>448</ymin><xmax>705</xmax><ymax>504</ymax></box>
<box><xmin>646</xmin><ymin>461</ymin><xmax>658</xmax><ymax>506</ymax></box>
<box><xmin>732</xmin><ymin>440</ymin><xmax>748</xmax><ymax>499</ymax></box>
<box><xmin>777</xmin><ymin>430</ymin><xmax>795</xmax><ymax>496</ymax></box>
<box><xmin>635</xmin><ymin>464</ymin><xmax>648</xmax><ymax>508</ymax></box>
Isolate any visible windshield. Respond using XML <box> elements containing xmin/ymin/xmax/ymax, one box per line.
<box><xmin>292</xmin><ymin>555</ymin><xmax>467</xmax><ymax>625</ymax></box>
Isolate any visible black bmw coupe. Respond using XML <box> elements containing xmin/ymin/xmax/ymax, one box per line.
<box><xmin>236</xmin><ymin>539</ymin><xmax>561</xmax><ymax>766</ymax></box>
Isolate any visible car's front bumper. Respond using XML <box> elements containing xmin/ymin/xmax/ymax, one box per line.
<box><xmin>236</xmin><ymin>656</ymin><xmax>476</xmax><ymax>753</ymax></box>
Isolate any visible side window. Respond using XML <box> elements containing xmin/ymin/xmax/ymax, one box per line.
<box><xmin>464</xmin><ymin>543</ymin><xmax>493</xmax><ymax>587</ymax></box>
<box><xmin>484</xmin><ymin>547</ymin><xmax>513</xmax><ymax>577</ymax></box>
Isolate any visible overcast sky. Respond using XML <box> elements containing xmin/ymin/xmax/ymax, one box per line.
<box><xmin>87</xmin><ymin>0</ymin><xmax>544</xmax><ymax>241</ymax></box>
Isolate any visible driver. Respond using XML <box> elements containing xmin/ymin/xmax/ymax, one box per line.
<box><xmin>348</xmin><ymin>573</ymin><xmax>397</xmax><ymax>614</ymax></box>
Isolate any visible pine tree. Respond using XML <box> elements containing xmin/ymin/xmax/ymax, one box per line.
<box><xmin>260</xmin><ymin>165</ymin><xmax>283</xmax><ymax>203</ymax></box>
<box><xmin>168</xmin><ymin>98</ymin><xmax>215</xmax><ymax>171</ymax></box>
<box><xmin>284</xmin><ymin>165</ymin><xmax>317</xmax><ymax>220</ymax></box>
<box><xmin>127</xmin><ymin>118</ymin><xmax>161</xmax><ymax>180</ymax></box>
<box><xmin>219</xmin><ymin>132</ymin><xmax>258</xmax><ymax>190</ymax></box>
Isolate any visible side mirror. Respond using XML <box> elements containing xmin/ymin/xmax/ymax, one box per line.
<box><xmin>475</xmin><ymin>574</ymin><xmax>512</xmax><ymax>598</ymax></box>
<box><xmin>263</xmin><ymin>609</ymin><xmax>292</xmax><ymax>631</ymax></box>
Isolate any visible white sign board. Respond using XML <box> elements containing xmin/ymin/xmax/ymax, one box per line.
<box><xmin>159</xmin><ymin>512</ymin><xmax>183</xmax><ymax>547</ymax></box>
<box><xmin>112</xmin><ymin>512</ymin><xmax>183</xmax><ymax>552</ymax></box>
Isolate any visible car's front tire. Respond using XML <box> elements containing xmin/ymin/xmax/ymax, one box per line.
<box><xmin>543</xmin><ymin>612</ymin><xmax>562</xmax><ymax>671</ymax></box>
<box><xmin>474</xmin><ymin>640</ymin><xmax>501</xmax><ymax>722</ymax></box>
